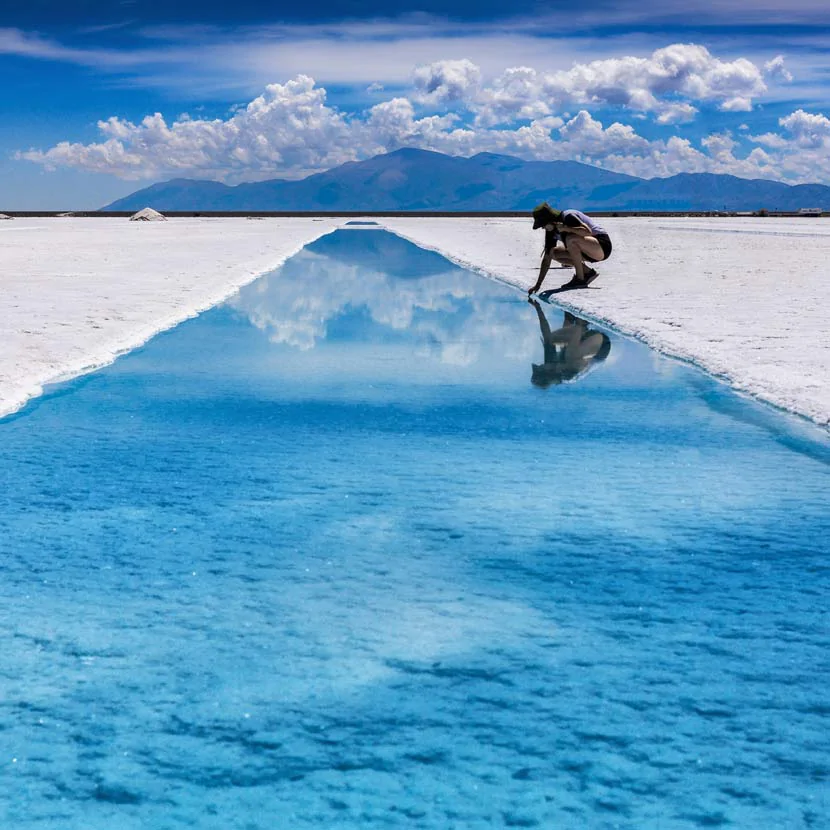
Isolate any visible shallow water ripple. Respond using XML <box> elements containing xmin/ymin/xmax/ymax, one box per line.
<box><xmin>1</xmin><ymin>232</ymin><xmax>828</xmax><ymax>828</ymax></box>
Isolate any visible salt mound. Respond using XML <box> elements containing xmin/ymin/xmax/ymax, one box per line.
<box><xmin>0</xmin><ymin>213</ymin><xmax>13</xmax><ymax>220</ymax></box>
<box><xmin>129</xmin><ymin>207</ymin><xmax>166</xmax><ymax>222</ymax></box>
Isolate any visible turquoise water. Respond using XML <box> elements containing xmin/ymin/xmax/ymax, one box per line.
<box><xmin>1</xmin><ymin>229</ymin><xmax>828</xmax><ymax>829</ymax></box>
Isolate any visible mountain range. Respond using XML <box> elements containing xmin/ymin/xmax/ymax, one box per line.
<box><xmin>103</xmin><ymin>148</ymin><xmax>830</xmax><ymax>212</ymax></box>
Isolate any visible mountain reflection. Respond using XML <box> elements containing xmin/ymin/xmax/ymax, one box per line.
<box><xmin>529</xmin><ymin>299</ymin><xmax>611</xmax><ymax>387</ymax></box>
<box><xmin>229</xmin><ymin>229</ymin><xmax>538</xmax><ymax>367</ymax></box>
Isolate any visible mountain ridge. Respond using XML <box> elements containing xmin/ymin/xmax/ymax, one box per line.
<box><xmin>103</xmin><ymin>148</ymin><xmax>830</xmax><ymax>212</ymax></box>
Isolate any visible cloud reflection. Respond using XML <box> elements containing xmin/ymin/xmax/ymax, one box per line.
<box><xmin>230</xmin><ymin>229</ymin><xmax>539</xmax><ymax>369</ymax></box>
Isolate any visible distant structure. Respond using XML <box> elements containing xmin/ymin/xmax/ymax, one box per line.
<box><xmin>0</xmin><ymin>213</ymin><xmax>13</xmax><ymax>220</ymax></box>
<box><xmin>798</xmin><ymin>207</ymin><xmax>823</xmax><ymax>217</ymax></box>
<box><xmin>129</xmin><ymin>207</ymin><xmax>167</xmax><ymax>222</ymax></box>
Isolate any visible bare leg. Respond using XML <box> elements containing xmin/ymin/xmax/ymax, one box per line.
<box><xmin>551</xmin><ymin>248</ymin><xmax>575</xmax><ymax>267</ymax></box>
<box><xmin>564</xmin><ymin>235</ymin><xmax>604</xmax><ymax>281</ymax></box>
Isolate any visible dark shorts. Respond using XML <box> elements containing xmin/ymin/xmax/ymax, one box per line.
<box><xmin>585</xmin><ymin>234</ymin><xmax>612</xmax><ymax>263</ymax></box>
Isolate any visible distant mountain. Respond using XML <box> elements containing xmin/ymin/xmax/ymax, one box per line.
<box><xmin>103</xmin><ymin>148</ymin><xmax>830</xmax><ymax>212</ymax></box>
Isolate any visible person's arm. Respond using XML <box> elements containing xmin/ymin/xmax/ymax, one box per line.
<box><xmin>528</xmin><ymin>250</ymin><xmax>553</xmax><ymax>295</ymax></box>
<box><xmin>555</xmin><ymin>221</ymin><xmax>591</xmax><ymax>237</ymax></box>
<box><xmin>528</xmin><ymin>230</ymin><xmax>558</xmax><ymax>294</ymax></box>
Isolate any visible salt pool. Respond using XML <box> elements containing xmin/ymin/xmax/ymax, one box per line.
<box><xmin>0</xmin><ymin>229</ymin><xmax>828</xmax><ymax>828</ymax></box>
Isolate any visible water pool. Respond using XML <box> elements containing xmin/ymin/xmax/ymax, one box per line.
<box><xmin>1</xmin><ymin>229</ymin><xmax>827</xmax><ymax>829</ymax></box>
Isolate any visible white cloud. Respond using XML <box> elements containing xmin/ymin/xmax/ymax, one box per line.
<box><xmin>365</xmin><ymin>97</ymin><xmax>473</xmax><ymax>154</ymax></box>
<box><xmin>655</xmin><ymin>102</ymin><xmax>698</xmax><ymax>124</ymax></box>
<box><xmin>557</xmin><ymin>111</ymin><xmax>651</xmax><ymax>158</ymax></box>
<box><xmin>743</xmin><ymin>109</ymin><xmax>830</xmax><ymax>181</ymax></box>
<box><xmin>542</xmin><ymin>44</ymin><xmax>766</xmax><ymax>117</ymax></box>
<box><xmin>422</xmin><ymin>45</ymin><xmax>769</xmax><ymax>127</ymax></box>
<box><xmin>763</xmin><ymin>55</ymin><xmax>793</xmax><ymax>83</ymax></box>
<box><xmin>472</xmin><ymin>67</ymin><xmax>550</xmax><ymax>126</ymax></box>
<box><xmin>21</xmin><ymin>77</ymin><xmax>359</xmax><ymax>180</ymax></box>
<box><xmin>16</xmin><ymin>48</ymin><xmax>830</xmax><ymax>186</ymax></box>
<box><xmin>413</xmin><ymin>59</ymin><xmax>481</xmax><ymax>104</ymax></box>
<box><xmin>779</xmin><ymin>108</ymin><xmax>830</xmax><ymax>147</ymax></box>
<box><xmin>748</xmin><ymin>132</ymin><xmax>788</xmax><ymax>149</ymax></box>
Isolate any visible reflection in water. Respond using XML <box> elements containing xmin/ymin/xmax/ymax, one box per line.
<box><xmin>529</xmin><ymin>299</ymin><xmax>611</xmax><ymax>387</ymax></box>
<box><xmin>231</xmin><ymin>230</ymin><xmax>617</xmax><ymax>387</ymax></box>
<box><xmin>231</xmin><ymin>229</ymin><xmax>539</xmax><ymax>367</ymax></box>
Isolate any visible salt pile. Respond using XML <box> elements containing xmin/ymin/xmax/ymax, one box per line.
<box><xmin>130</xmin><ymin>207</ymin><xmax>166</xmax><ymax>222</ymax></box>
<box><xmin>0</xmin><ymin>214</ymin><xmax>13</xmax><ymax>220</ymax></box>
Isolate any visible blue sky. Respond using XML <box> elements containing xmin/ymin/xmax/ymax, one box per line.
<box><xmin>3</xmin><ymin>0</ymin><xmax>830</xmax><ymax>208</ymax></box>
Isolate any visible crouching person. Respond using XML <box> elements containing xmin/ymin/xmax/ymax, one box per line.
<box><xmin>527</xmin><ymin>202</ymin><xmax>613</xmax><ymax>294</ymax></box>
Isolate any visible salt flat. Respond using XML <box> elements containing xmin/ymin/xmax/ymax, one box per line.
<box><xmin>0</xmin><ymin>217</ymin><xmax>339</xmax><ymax>418</ymax></box>
<box><xmin>1</xmin><ymin>215</ymin><xmax>828</xmax><ymax>427</ymax></box>
<box><xmin>382</xmin><ymin>216</ymin><xmax>830</xmax><ymax>427</ymax></box>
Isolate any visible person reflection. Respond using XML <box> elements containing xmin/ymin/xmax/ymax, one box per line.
<box><xmin>529</xmin><ymin>299</ymin><xmax>611</xmax><ymax>387</ymax></box>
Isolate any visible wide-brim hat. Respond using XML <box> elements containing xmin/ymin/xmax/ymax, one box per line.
<box><xmin>532</xmin><ymin>202</ymin><xmax>562</xmax><ymax>229</ymax></box>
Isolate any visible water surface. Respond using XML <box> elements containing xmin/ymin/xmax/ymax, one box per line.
<box><xmin>1</xmin><ymin>229</ymin><xmax>827</xmax><ymax>829</ymax></box>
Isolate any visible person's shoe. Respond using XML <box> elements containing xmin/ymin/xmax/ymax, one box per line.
<box><xmin>583</xmin><ymin>267</ymin><xmax>599</xmax><ymax>285</ymax></box>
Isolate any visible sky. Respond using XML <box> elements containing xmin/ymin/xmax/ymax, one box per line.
<box><xmin>2</xmin><ymin>0</ymin><xmax>830</xmax><ymax>208</ymax></box>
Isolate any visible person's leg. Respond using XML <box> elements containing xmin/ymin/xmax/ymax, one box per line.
<box><xmin>551</xmin><ymin>247</ymin><xmax>574</xmax><ymax>267</ymax></box>
<box><xmin>564</xmin><ymin>235</ymin><xmax>605</xmax><ymax>281</ymax></box>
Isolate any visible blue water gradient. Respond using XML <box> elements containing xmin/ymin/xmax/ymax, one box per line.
<box><xmin>1</xmin><ymin>230</ymin><xmax>828</xmax><ymax>829</ymax></box>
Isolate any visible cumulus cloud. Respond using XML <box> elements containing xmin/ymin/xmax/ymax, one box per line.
<box><xmin>365</xmin><ymin>97</ymin><xmax>474</xmax><ymax>155</ymax></box>
<box><xmin>418</xmin><ymin>44</ymin><xmax>768</xmax><ymax>127</ymax></box>
<box><xmin>557</xmin><ymin>111</ymin><xmax>651</xmax><ymax>158</ymax></box>
<box><xmin>413</xmin><ymin>59</ymin><xmax>481</xmax><ymax>104</ymax></box>
<box><xmin>22</xmin><ymin>76</ymin><xmax>358</xmax><ymax>180</ymax></box>
<box><xmin>779</xmin><ymin>109</ymin><xmax>830</xmax><ymax>147</ymax></box>
<box><xmin>16</xmin><ymin>44</ymin><xmax>830</xmax><ymax>186</ymax></box>
<box><xmin>472</xmin><ymin>66</ymin><xmax>550</xmax><ymax>126</ymax></box>
<box><xmin>741</xmin><ymin>108</ymin><xmax>830</xmax><ymax>181</ymax></box>
<box><xmin>541</xmin><ymin>44</ymin><xmax>766</xmax><ymax>117</ymax></box>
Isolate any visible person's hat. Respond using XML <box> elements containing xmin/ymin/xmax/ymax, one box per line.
<box><xmin>532</xmin><ymin>202</ymin><xmax>562</xmax><ymax>229</ymax></box>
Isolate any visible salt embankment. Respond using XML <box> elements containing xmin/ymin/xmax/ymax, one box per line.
<box><xmin>0</xmin><ymin>217</ymin><xmax>339</xmax><ymax>418</ymax></box>
<box><xmin>381</xmin><ymin>216</ymin><xmax>830</xmax><ymax>428</ymax></box>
